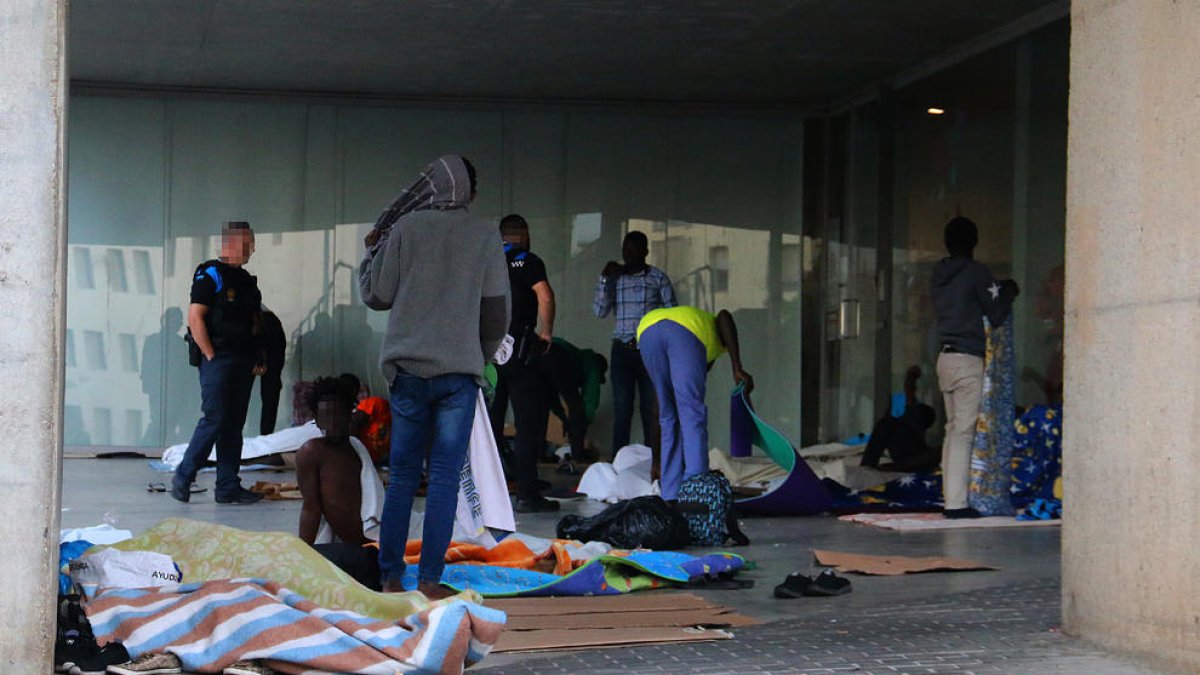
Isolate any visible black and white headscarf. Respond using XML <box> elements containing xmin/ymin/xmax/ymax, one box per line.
<box><xmin>371</xmin><ymin>155</ymin><xmax>473</xmax><ymax>232</ymax></box>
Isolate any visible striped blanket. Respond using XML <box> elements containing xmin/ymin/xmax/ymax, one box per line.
<box><xmin>85</xmin><ymin>578</ymin><xmax>505</xmax><ymax>675</ymax></box>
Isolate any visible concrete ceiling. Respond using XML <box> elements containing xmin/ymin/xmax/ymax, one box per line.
<box><xmin>69</xmin><ymin>0</ymin><xmax>1061</xmax><ymax>107</ymax></box>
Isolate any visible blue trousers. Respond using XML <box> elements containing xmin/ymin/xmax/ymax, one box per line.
<box><xmin>378</xmin><ymin>371</ymin><xmax>477</xmax><ymax>586</ymax></box>
<box><xmin>639</xmin><ymin>321</ymin><xmax>708</xmax><ymax>501</ymax></box>
<box><xmin>609</xmin><ymin>340</ymin><xmax>657</xmax><ymax>457</ymax></box>
<box><xmin>174</xmin><ymin>351</ymin><xmax>256</xmax><ymax>499</ymax></box>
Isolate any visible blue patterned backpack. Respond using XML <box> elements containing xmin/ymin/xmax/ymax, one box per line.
<box><xmin>677</xmin><ymin>470</ymin><xmax>736</xmax><ymax>546</ymax></box>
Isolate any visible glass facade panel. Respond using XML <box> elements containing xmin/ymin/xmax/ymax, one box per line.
<box><xmin>803</xmin><ymin>20</ymin><xmax>1067</xmax><ymax>443</ymax></box>
<box><xmin>66</xmin><ymin>98</ymin><xmax>804</xmax><ymax>451</ymax></box>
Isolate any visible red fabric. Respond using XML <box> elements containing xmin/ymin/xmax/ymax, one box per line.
<box><xmin>356</xmin><ymin>396</ymin><xmax>391</xmax><ymax>463</ymax></box>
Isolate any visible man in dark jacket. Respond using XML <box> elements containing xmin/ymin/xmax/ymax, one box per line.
<box><xmin>930</xmin><ymin>217</ymin><xmax>1018</xmax><ymax>519</ymax></box>
<box><xmin>359</xmin><ymin>155</ymin><xmax>510</xmax><ymax>599</ymax></box>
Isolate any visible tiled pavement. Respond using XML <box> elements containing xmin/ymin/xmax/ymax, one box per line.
<box><xmin>476</xmin><ymin>579</ymin><xmax>1159</xmax><ymax>674</ymax></box>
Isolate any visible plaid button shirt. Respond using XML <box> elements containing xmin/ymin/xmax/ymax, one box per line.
<box><xmin>592</xmin><ymin>266</ymin><xmax>677</xmax><ymax>341</ymax></box>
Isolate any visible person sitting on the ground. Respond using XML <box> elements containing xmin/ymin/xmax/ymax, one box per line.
<box><xmin>296</xmin><ymin>377</ymin><xmax>383</xmax><ymax>546</ymax></box>
<box><xmin>338</xmin><ymin>373</ymin><xmax>392</xmax><ymax>465</ymax></box>
<box><xmin>860</xmin><ymin>365</ymin><xmax>940</xmax><ymax>472</ymax></box>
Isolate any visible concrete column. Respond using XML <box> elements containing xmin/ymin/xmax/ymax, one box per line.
<box><xmin>0</xmin><ymin>0</ymin><xmax>68</xmax><ymax>671</ymax></box>
<box><xmin>1064</xmin><ymin>1</ymin><xmax>1200</xmax><ymax>669</ymax></box>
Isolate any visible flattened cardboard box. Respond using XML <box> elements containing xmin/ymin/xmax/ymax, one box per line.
<box><xmin>504</xmin><ymin>608</ymin><xmax>758</xmax><ymax>631</ymax></box>
<box><xmin>486</xmin><ymin>592</ymin><xmax>717</xmax><ymax>616</ymax></box>
<box><xmin>494</xmin><ymin>627</ymin><xmax>733</xmax><ymax>653</ymax></box>
<box><xmin>813</xmin><ymin>548</ymin><xmax>997</xmax><ymax>575</ymax></box>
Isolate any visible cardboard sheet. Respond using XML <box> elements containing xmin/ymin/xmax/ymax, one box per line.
<box><xmin>504</xmin><ymin>608</ymin><xmax>758</xmax><ymax>631</ymax></box>
<box><xmin>494</xmin><ymin>627</ymin><xmax>733</xmax><ymax>653</ymax></box>
<box><xmin>813</xmin><ymin>548</ymin><xmax>998</xmax><ymax>576</ymax></box>
<box><xmin>487</xmin><ymin>592</ymin><xmax>753</xmax><ymax>653</ymax></box>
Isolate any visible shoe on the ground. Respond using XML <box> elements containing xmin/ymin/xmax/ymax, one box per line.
<box><xmin>773</xmin><ymin>572</ymin><xmax>813</xmax><ymax>599</ymax></box>
<box><xmin>106</xmin><ymin>651</ymin><xmax>183</xmax><ymax>674</ymax></box>
<box><xmin>803</xmin><ymin>569</ymin><xmax>852</xmax><ymax>596</ymax></box>
<box><xmin>169</xmin><ymin>480</ymin><xmax>190</xmax><ymax>504</ymax></box>
<box><xmin>224</xmin><ymin>660</ymin><xmax>276</xmax><ymax>675</ymax></box>
<box><xmin>215</xmin><ymin>487</ymin><xmax>264</xmax><ymax>505</ymax></box>
<box><xmin>54</xmin><ymin>627</ymin><xmax>99</xmax><ymax>672</ymax></box>
<box><xmin>515</xmin><ymin>495</ymin><xmax>560</xmax><ymax>513</ymax></box>
<box><xmin>56</xmin><ymin>594</ymin><xmax>100</xmax><ymax>673</ymax></box>
<box><xmin>943</xmin><ymin>507</ymin><xmax>983</xmax><ymax>519</ymax></box>
<box><xmin>65</xmin><ymin>642</ymin><xmax>129</xmax><ymax>675</ymax></box>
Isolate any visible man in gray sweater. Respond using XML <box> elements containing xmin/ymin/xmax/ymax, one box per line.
<box><xmin>359</xmin><ymin>155</ymin><xmax>510</xmax><ymax>598</ymax></box>
<box><xmin>930</xmin><ymin>216</ymin><xmax>1018</xmax><ymax>519</ymax></box>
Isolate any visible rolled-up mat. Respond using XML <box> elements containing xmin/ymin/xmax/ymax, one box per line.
<box><xmin>968</xmin><ymin>316</ymin><xmax>1016</xmax><ymax>516</ymax></box>
<box><xmin>728</xmin><ymin>386</ymin><xmax>832</xmax><ymax>515</ymax></box>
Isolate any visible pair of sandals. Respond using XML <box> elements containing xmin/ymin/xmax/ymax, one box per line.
<box><xmin>773</xmin><ymin>569</ymin><xmax>852</xmax><ymax>598</ymax></box>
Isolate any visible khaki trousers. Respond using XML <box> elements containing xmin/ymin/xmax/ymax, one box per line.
<box><xmin>936</xmin><ymin>352</ymin><xmax>984</xmax><ymax>510</ymax></box>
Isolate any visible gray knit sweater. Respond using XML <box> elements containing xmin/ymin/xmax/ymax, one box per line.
<box><xmin>359</xmin><ymin>208</ymin><xmax>510</xmax><ymax>384</ymax></box>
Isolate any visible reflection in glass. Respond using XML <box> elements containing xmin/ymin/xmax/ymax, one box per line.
<box><xmin>106</xmin><ymin>249</ymin><xmax>129</xmax><ymax>292</ymax></box>
<box><xmin>125</xmin><ymin>409</ymin><xmax>143</xmax><ymax>444</ymax></box>
<box><xmin>92</xmin><ymin>407</ymin><xmax>112</xmax><ymax>445</ymax></box>
<box><xmin>571</xmin><ymin>213</ymin><xmax>602</xmax><ymax>256</ymax></box>
<box><xmin>83</xmin><ymin>330</ymin><xmax>106</xmax><ymax>370</ymax></box>
<box><xmin>709</xmin><ymin>245</ymin><xmax>730</xmax><ymax>292</ymax></box>
<box><xmin>67</xmin><ymin>99</ymin><xmax>806</xmax><ymax>451</ymax></box>
<box><xmin>140</xmin><ymin>307</ymin><xmax>186</xmax><ymax>446</ymax></box>
<box><xmin>133</xmin><ymin>250</ymin><xmax>155</xmax><ymax>294</ymax></box>
<box><xmin>65</xmin><ymin>329</ymin><xmax>77</xmax><ymax>368</ymax></box>
<box><xmin>118</xmin><ymin>333</ymin><xmax>138</xmax><ymax>372</ymax></box>
<box><xmin>72</xmin><ymin>247</ymin><xmax>95</xmax><ymax>289</ymax></box>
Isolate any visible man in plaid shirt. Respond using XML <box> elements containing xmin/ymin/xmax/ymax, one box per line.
<box><xmin>593</xmin><ymin>230</ymin><xmax>676</xmax><ymax>458</ymax></box>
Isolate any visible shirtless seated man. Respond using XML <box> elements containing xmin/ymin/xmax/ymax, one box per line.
<box><xmin>296</xmin><ymin>376</ymin><xmax>380</xmax><ymax>546</ymax></box>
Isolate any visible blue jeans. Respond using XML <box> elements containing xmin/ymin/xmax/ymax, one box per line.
<box><xmin>378</xmin><ymin>371</ymin><xmax>478</xmax><ymax>586</ymax></box>
<box><xmin>174</xmin><ymin>351</ymin><xmax>256</xmax><ymax>499</ymax></box>
<box><xmin>609</xmin><ymin>340</ymin><xmax>657</xmax><ymax>457</ymax></box>
<box><xmin>639</xmin><ymin>322</ymin><xmax>709</xmax><ymax>501</ymax></box>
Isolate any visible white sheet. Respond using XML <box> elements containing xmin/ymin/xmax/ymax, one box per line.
<box><xmin>61</xmin><ymin>524</ymin><xmax>133</xmax><ymax>546</ymax></box>
<box><xmin>160</xmin><ymin>421</ymin><xmax>323</xmax><ymax>470</ymax></box>
<box><xmin>576</xmin><ymin>444</ymin><xmax>660</xmax><ymax>503</ymax></box>
<box><xmin>458</xmin><ymin>390</ymin><xmax>516</xmax><ymax>535</ymax></box>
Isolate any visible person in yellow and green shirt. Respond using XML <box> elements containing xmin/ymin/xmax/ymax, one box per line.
<box><xmin>636</xmin><ymin>306</ymin><xmax>753</xmax><ymax>501</ymax></box>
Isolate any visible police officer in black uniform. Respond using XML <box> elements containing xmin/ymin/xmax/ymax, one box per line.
<box><xmin>490</xmin><ymin>214</ymin><xmax>561</xmax><ymax>513</ymax></box>
<box><xmin>172</xmin><ymin>221</ymin><xmax>267</xmax><ymax>504</ymax></box>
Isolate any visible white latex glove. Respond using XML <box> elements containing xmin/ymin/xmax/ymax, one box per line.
<box><xmin>493</xmin><ymin>334</ymin><xmax>515</xmax><ymax>365</ymax></box>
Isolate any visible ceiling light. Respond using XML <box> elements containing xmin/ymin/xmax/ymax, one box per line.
<box><xmin>926</xmin><ymin>107</ymin><xmax>945</xmax><ymax>115</ymax></box>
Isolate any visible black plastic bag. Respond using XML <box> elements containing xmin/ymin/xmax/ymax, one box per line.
<box><xmin>556</xmin><ymin>496</ymin><xmax>691</xmax><ymax>550</ymax></box>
